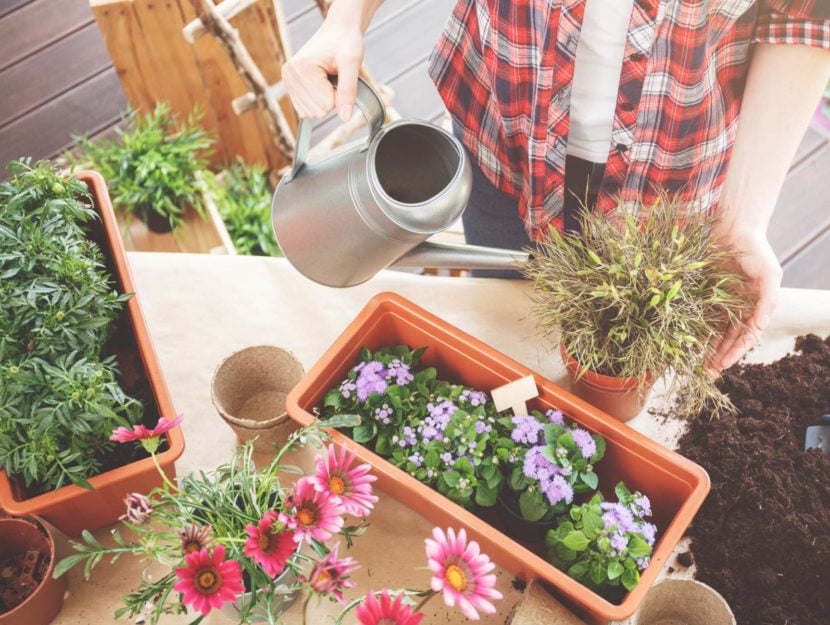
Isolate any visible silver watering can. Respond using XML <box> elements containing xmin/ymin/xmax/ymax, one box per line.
<box><xmin>271</xmin><ymin>78</ymin><xmax>529</xmax><ymax>287</ymax></box>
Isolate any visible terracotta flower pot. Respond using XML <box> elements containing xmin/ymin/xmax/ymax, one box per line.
<box><xmin>0</xmin><ymin>516</ymin><xmax>67</xmax><ymax>625</ymax></box>
<box><xmin>560</xmin><ymin>344</ymin><xmax>655</xmax><ymax>422</ymax></box>
<box><xmin>211</xmin><ymin>345</ymin><xmax>305</xmax><ymax>453</ymax></box>
<box><xmin>0</xmin><ymin>171</ymin><xmax>185</xmax><ymax>536</ymax></box>
<box><xmin>285</xmin><ymin>292</ymin><xmax>710</xmax><ymax>623</ymax></box>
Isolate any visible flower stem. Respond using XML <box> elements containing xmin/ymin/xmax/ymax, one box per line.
<box><xmin>413</xmin><ymin>590</ymin><xmax>438</xmax><ymax>613</ymax></box>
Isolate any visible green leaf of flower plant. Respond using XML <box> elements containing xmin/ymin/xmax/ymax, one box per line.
<box><xmin>627</xmin><ymin>536</ymin><xmax>652</xmax><ymax>559</ymax></box>
<box><xmin>352</xmin><ymin>423</ymin><xmax>375</xmax><ymax>444</ymax></box>
<box><xmin>607</xmin><ymin>560</ymin><xmax>624</xmax><ymax>580</ymax></box>
<box><xmin>621</xmin><ymin>567</ymin><xmax>641</xmax><ymax>591</ymax></box>
<box><xmin>475</xmin><ymin>481</ymin><xmax>498</xmax><ymax>507</ymax></box>
<box><xmin>519</xmin><ymin>490</ymin><xmax>548</xmax><ymax>522</ymax></box>
<box><xmin>580</xmin><ymin>471</ymin><xmax>599</xmax><ymax>491</ymax></box>
<box><xmin>581</xmin><ymin>508</ymin><xmax>604</xmax><ymax>540</ymax></box>
<box><xmin>562</xmin><ymin>530</ymin><xmax>590</xmax><ymax>552</ymax></box>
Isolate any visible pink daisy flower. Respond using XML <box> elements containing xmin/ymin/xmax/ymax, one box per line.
<box><xmin>179</xmin><ymin>524</ymin><xmax>213</xmax><ymax>555</ymax></box>
<box><xmin>244</xmin><ymin>511</ymin><xmax>297</xmax><ymax>578</ymax></box>
<box><xmin>173</xmin><ymin>544</ymin><xmax>244</xmax><ymax>616</ymax></box>
<box><xmin>356</xmin><ymin>589</ymin><xmax>424</xmax><ymax>625</ymax></box>
<box><xmin>289</xmin><ymin>477</ymin><xmax>345</xmax><ymax>543</ymax></box>
<box><xmin>424</xmin><ymin>527</ymin><xmax>502</xmax><ymax>621</ymax></box>
<box><xmin>119</xmin><ymin>492</ymin><xmax>152</xmax><ymax>524</ymax></box>
<box><xmin>303</xmin><ymin>543</ymin><xmax>359</xmax><ymax>603</ymax></box>
<box><xmin>111</xmin><ymin>413</ymin><xmax>183</xmax><ymax>442</ymax></box>
<box><xmin>311</xmin><ymin>444</ymin><xmax>378</xmax><ymax>517</ymax></box>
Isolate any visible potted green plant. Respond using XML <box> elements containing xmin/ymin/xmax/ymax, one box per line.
<box><xmin>0</xmin><ymin>159</ymin><xmax>184</xmax><ymax>535</ymax></box>
<box><xmin>70</xmin><ymin>102</ymin><xmax>213</xmax><ymax>233</ymax></box>
<box><xmin>520</xmin><ymin>194</ymin><xmax>751</xmax><ymax>420</ymax></box>
<box><xmin>56</xmin><ymin>417</ymin><xmax>504</xmax><ymax>625</ymax></box>
<box><xmin>494</xmin><ymin>408</ymin><xmax>606</xmax><ymax>542</ymax></box>
<box><xmin>0</xmin><ymin>515</ymin><xmax>68</xmax><ymax>625</ymax></box>
<box><xmin>205</xmin><ymin>157</ymin><xmax>283</xmax><ymax>257</ymax></box>
<box><xmin>286</xmin><ymin>292</ymin><xmax>711</xmax><ymax>623</ymax></box>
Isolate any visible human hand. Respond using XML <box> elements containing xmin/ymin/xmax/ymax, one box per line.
<box><xmin>707</xmin><ymin>225</ymin><xmax>782</xmax><ymax>376</ymax></box>
<box><xmin>281</xmin><ymin>15</ymin><xmax>365</xmax><ymax>121</ymax></box>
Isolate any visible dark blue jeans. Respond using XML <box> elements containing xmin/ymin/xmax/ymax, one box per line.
<box><xmin>459</xmin><ymin>141</ymin><xmax>605</xmax><ymax>278</ymax></box>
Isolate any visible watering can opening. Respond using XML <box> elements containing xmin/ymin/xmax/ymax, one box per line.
<box><xmin>373</xmin><ymin>124</ymin><xmax>463</xmax><ymax>206</ymax></box>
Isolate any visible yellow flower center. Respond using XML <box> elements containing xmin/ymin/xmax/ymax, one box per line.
<box><xmin>328</xmin><ymin>476</ymin><xmax>346</xmax><ymax>495</ymax></box>
<box><xmin>297</xmin><ymin>507</ymin><xmax>317</xmax><ymax>526</ymax></box>
<box><xmin>445</xmin><ymin>564</ymin><xmax>467</xmax><ymax>592</ymax></box>
<box><xmin>196</xmin><ymin>570</ymin><xmax>219</xmax><ymax>593</ymax></box>
<box><xmin>314</xmin><ymin>569</ymin><xmax>333</xmax><ymax>585</ymax></box>
<box><xmin>183</xmin><ymin>540</ymin><xmax>200</xmax><ymax>554</ymax></box>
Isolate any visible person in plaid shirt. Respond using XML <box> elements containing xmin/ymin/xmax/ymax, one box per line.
<box><xmin>282</xmin><ymin>0</ymin><xmax>830</xmax><ymax>376</ymax></box>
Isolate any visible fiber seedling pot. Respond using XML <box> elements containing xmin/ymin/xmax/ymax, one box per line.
<box><xmin>0</xmin><ymin>171</ymin><xmax>185</xmax><ymax>536</ymax></box>
<box><xmin>613</xmin><ymin>578</ymin><xmax>736</xmax><ymax>625</ymax></box>
<box><xmin>285</xmin><ymin>292</ymin><xmax>711</xmax><ymax>623</ymax></box>
<box><xmin>211</xmin><ymin>345</ymin><xmax>305</xmax><ymax>453</ymax></box>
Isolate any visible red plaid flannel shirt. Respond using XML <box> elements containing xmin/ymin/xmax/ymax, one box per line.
<box><xmin>428</xmin><ymin>1</ymin><xmax>830</xmax><ymax>240</ymax></box>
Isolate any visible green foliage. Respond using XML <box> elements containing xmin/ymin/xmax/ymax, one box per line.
<box><xmin>206</xmin><ymin>158</ymin><xmax>282</xmax><ymax>256</ymax></box>
<box><xmin>544</xmin><ymin>482</ymin><xmax>655</xmax><ymax>602</ymax></box>
<box><xmin>71</xmin><ymin>102</ymin><xmax>213</xmax><ymax>231</ymax></box>
<box><xmin>319</xmin><ymin>345</ymin><xmax>504</xmax><ymax>510</ymax></box>
<box><xmin>0</xmin><ymin>158</ymin><xmax>143</xmax><ymax>491</ymax></box>
<box><xmin>521</xmin><ymin>194</ymin><xmax>752</xmax><ymax>416</ymax></box>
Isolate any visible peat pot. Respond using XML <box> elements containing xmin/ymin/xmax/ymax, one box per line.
<box><xmin>211</xmin><ymin>345</ymin><xmax>305</xmax><ymax>453</ymax></box>
<box><xmin>0</xmin><ymin>171</ymin><xmax>185</xmax><ymax>535</ymax></box>
<box><xmin>285</xmin><ymin>292</ymin><xmax>710</xmax><ymax>623</ymax></box>
<box><xmin>612</xmin><ymin>578</ymin><xmax>736</xmax><ymax>625</ymax></box>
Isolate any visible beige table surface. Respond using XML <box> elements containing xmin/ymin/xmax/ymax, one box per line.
<box><xmin>49</xmin><ymin>253</ymin><xmax>830</xmax><ymax>625</ymax></box>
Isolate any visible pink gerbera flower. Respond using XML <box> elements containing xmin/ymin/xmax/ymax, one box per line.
<box><xmin>303</xmin><ymin>543</ymin><xmax>360</xmax><ymax>603</ymax></box>
<box><xmin>244</xmin><ymin>511</ymin><xmax>297</xmax><ymax>578</ymax></box>
<box><xmin>173</xmin><ymin>544</ymin><xmax>244</xmax><ymax>616</ymax></box>
<box><xmin>311</xmin><ymin>444</ymin><xmax>378</xmax><ymax>517</ymax></box>
<box><xmin>424</xmin><ymin>527</ymin><xmax>502</xmax><ymax>621</ymax></box>
<box><xmin>356</xmin><ymin>589</ymin><xmax>424</xmax><ymax>625</ymax></box>
<box><xmin>289</xmin><ymin>477</ymin><xmax>344</xmax><ymax>543</ymax></box>
<box><xmin>119</xmin><ymin>492</ymin><xmax>152</xmax><ymax>524</ymax></box>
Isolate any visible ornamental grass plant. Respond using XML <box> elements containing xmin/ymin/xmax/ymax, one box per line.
<box><xmin>520</xmin><ymin>194</ymin><xmax>752</xmax><ymax>416</ymax></box>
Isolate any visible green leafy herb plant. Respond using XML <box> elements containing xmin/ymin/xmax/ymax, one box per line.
<box><xmin>206</xmin><ymin>157</ymin><xmax>283</xmax><ymax>256</ymax></box>
<box><xmin>71</xmin><ymin>102</ymin><xmax>213</xmax><ymax>232</ymax></box>
<box><xmin>0</xmin><ymin>159</ymin><xmax>144</xmax><ymax>492</ymax></box>
<box><xmin>520</xmin><ymin>194</ymin><xmax>752</xmax><ymax>416</ymax></box>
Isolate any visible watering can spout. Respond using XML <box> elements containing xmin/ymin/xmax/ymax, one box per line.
<box><xmin>390</xmin><ymin>240</ymin><xmax>530</xmax><ymax>271</ymax></box>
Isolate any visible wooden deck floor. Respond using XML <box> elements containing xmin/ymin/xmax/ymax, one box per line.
<box><xmin>1</xmin><ymin>0</ymin><xmax>828</xmax><ymax>289</ymax></box>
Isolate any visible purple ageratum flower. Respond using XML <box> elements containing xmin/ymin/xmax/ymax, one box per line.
<box><xmin>428</xmin><ymin>399</ymin><xmax>457</xmax><ymax>420</ymax></box>
<box><xmin>609</xmin><ymin>532</ymin><xmax>629</xmax><ymax>556</ymax></box>
<box><xmin>339</xmin><ymin>380</ymin><xmax>357</xmax><ymax>399</ymax></box>
<box><xmin>601</xmin><ymin>502</ymin><xmax>637</xmax><ymax>534</ymax></box>
<box><xmin>540</xmin><ymin>474</ymin><xmax>574</xmax><ymax>506</ymax></box>
<box><xmin>374</xmin><ymin>403</ymin><xmax>393</xmax><ymax>424</ymax></box>
<box><xmin>441</xmin><ymin>452</ymin><xmax>454</xmax><ymax>465</ymax></box>
<box><xmin>545</xmin><ymin>408</ymin><xmax>565</xmax><ymax>425</ymax></box>
<box><xmin>633</xmin><ymin>495</ymin><xmax>652</xmax><ymax>519</ymax></box>
<box><xmin>408</xmin><ymin>452</ymin><xmax>424</xmax><ymax>467</ymax></box>
<box><xmin>354</xmin><ymin>360</ymin><xmax>389</xmax><ymax>401</ymax></box>
<box><xmin>640</xmin><ymin>521</ymin><xmax>657</xmax><ymax>546</ymax></box>
<box><xmin>399</xmin><ymin>426</ymin><xmax>417</xmax><ymax>447</ymax></box>
<box><xmin>473</xmin><ymin>419</ymin><xmax>492</xmax><ymax>435</ymax></box>
<box><xmin>571</xmin><ymin>428</ymin><xmax>596</xmax><ymax>460</ymax></box>
<box><xmin>522</xmin><ymin>446</ymin><xmax>558</xmax><ymax>482</ymax></box>
<box><xmin>460</xmin><ymin>389</ymin><xmax>487</xmax><ymax>407</ymax></box>
<box><xmin>386</xmin><ymin>359</ymin><xmax>413</xmax><ymax>386</ymax></box>
<box><xmin>511</xmin><ymin>415</ymin><xmax>545</xmax><ymax>445</ymax></box>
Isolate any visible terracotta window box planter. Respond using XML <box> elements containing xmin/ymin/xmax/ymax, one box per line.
<box><xmin>286</xmin><ymin>292</ymin><xmax>710</xmax><ymax>624</ymax></box>
<box><xmin>0</xmin><ymin>171</ymin><xmax>185</xmax><ymax>536</ymax></box>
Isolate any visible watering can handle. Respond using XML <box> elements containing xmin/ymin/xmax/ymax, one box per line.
<box><xmin>288</xmin><ymin>76</ymin><xmax>386</xmax><ymax>181</ymax></box>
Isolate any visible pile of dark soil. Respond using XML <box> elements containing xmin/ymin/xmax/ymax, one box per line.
<box><xmin>676</xmin><ymin>333</ymin><xmax>830</xmax><ymax>625</ymax></box>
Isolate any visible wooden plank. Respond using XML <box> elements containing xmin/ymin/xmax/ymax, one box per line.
<box><xmin>89</xmin><ymin>0</ymin><xmax>163</xmax><ymax>112</ymax></box>
<box><xmin>129</xmin><ymin>0</ymin><xmax>211</xmax><ymax>115</ymax></box>
<box><xmin>0</xmin><ymin>0</ymin><xmax>94</xmax><ymax>71</ymax></box>
<box><xmin>780</xmin><ymin>228</ymin><xmax>830</xmax><ymax>289</ymax></box>
<box><xmin>790</xmin><ymin>126</ymin><xmax>828</xmax><ymax>169</ymax></box>
<box><xmin>0</xmin><ymin>22</ymin><xmax>115</xmax><ymax>126</ymax></box>
<box><xmin>768</xmin><ymin>141</ymin><xmax>830</xmax><ymax>264</ymax></box>
<box><xmin>0</xmin><ymin>0</ymin><xmax>33</xmax><ymax>19</ymax></box>
<box><xmin>0</xmin><ymin>69</ymin><xmax>127</xmax><ymax>174</ymax></box>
